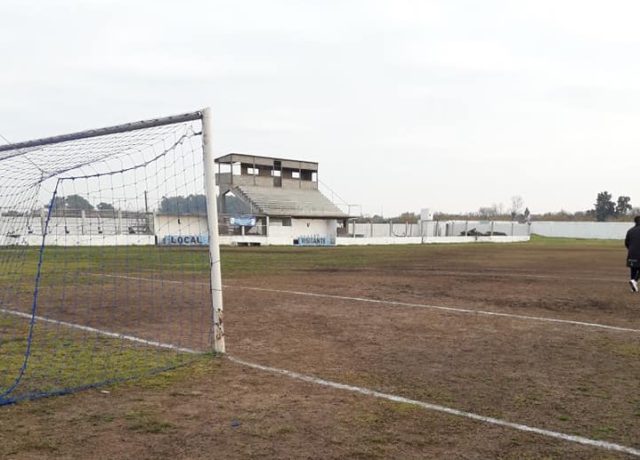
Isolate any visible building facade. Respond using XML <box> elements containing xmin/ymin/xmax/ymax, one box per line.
<box><xmin>215</xmin><ymin>153</ymin><xmax>348</xmax><ymax>246</ymax></box>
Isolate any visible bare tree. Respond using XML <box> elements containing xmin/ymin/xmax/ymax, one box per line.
<box><xmin>510</xmin><ymin>195</ymin><xmax>524</xmax><ymax>220</ymax></box>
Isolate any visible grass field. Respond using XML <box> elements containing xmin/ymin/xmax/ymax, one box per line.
<box><xmin>1</xmin><ymin>238</ymin><xmax>640</xmax><ymax>459</ymax></box>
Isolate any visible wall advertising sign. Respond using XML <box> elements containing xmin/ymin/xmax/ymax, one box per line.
<box><xmin>160</xmin><ymin>234</ymin><xmax>209</xmax><ymax>246</ymax></box>
<box><xmin>294</xmin><ymin>234</ymin><xmax>335</xmax><ymax>246</ymax></box>
<box><xmin>230</xmin><ymin>216</ymin><xmax>256</xmax><ymax>226</ymax></box>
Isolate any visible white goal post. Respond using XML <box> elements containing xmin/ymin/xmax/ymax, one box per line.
<box><xmin>201</xmin><ymin>107</ymin><xmax>225</xmax><ymax>353</ymax></box>
<box><xmin>0</xmin><ymin>107</ymin><xmax>225</xmax><ymax>354</ymax></box>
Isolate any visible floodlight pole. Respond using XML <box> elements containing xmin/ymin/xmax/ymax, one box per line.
<box><xmin>202</xmin><ymin>107</ymin><xmax>225</xmax><ymax>354</ymax></box>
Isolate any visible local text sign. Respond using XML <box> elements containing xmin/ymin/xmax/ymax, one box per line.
<box><xmin>160</xmin><ymin>234</ymin><xmax>209</xmax><ymax>246</ymax></box>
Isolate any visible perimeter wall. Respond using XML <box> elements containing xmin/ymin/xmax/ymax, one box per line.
<box><xmin>2</xmin><ymin>214</ymin><xmax>634</xmax><ymax>246</ymax></box>
<box><xmin>530</xmin><ymin>221</ymin><xmax>632</xmax><ymax>240</ymax></box>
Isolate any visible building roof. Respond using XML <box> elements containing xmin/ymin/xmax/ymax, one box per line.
<box><xmin>232</xmin><ymin>185</ymin><xmax>347</xmax><ymax>218</ymax></box>
<box><xmin>215</xmin><ymin>153</ymin><xmax>318</xmax><ymax>171</ymax></box>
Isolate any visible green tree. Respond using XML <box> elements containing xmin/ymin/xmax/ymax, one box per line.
<box><xmin>97</xmin><ymin>202</ymin><xmax>115</xmax><ymax>211</ymax></box>
<box><xmin>159</xmin><ymin>194</ymin><xmax>207</xmax><ymax>214</ymax></box>
<box><xmin>478</xmin><ymin>204</ymin><xmax>500</xmax><ymax>218</ymax></box>
<box><xmin>615</xmin><ymin>196</ymin><xmax>632</xmax><ymax>216</ymax></box>
<box><xmin>50</xmin><ymin>196</ymin><xmax>66</xmax><ymax>210</ymax></box>
<box><xmin>64</xmin><ymin>194</ymin><xmax>94</xmax><ymax>210</ymax></box>
<box><xmin>594</xmin><ymin>191</ymin><xmax>615</xmax><ymax>221</ymax></box>
<box><xmin>48</xmin><ymin>194</ymin><xmax>94</xmax><ymax>211</ymax></box>
<box><xmin>395</xmin><ymin>212</ymin><xmax>418</xmax><ymax>223</ymax></box>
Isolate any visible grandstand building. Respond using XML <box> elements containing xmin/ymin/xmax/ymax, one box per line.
<box><xmin>215</xmin><ymin>154</ymin><xmax>348</xmax><ymax>245</ymax></box>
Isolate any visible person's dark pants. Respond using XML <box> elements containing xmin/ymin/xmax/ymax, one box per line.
<box><xmin>631</xmin><ymin>266</ymin><xmax>640</xmax><ymax>281</ymax></box>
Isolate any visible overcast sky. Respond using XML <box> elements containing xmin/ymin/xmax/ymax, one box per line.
<box><xmin>1</xmin><ymin>0</ymin><xmax>639</xmax><ymax>216</ymax></box>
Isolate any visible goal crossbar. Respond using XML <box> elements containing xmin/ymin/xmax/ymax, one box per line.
<box><xmin>0</xmin><ymin>110</ymin><xmax>203</xmax><ymax>155</ymax></box>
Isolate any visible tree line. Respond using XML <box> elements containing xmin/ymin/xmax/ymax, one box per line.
<box><xmin>50</xmin><ymin>195</ymin><xmax>114</xmax><ymax>211</ymax></box>
<box><xmin>42</xmin><ymin>194</ymin><xmax>207</xmax><ymax>214</ymax></box>
<box><xmin>34</xmin><ymin>191</ymin><xmax>636</xmax><ymax>223</ymax></box>
<box><xmin>592</xmin><ymin>192</ymin><xmax>631</xmax><ymax>221</ymax></box>
<box><xmin>364</xmin><ymin>192</ymin><xmax>636</xmax><ymax>223</ymax></box>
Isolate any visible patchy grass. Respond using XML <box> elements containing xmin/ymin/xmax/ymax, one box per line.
<box><xmin>125</xmin><ymin>409</ymin><xmax>175</xmax><ymax>433</ymax></box>
<box><xmin>1</xmin><ymin>237</ymin><xmax>639</xmax><ymax>458</ymax></box>
<box><xmin>0</xmin><ymin>236</ymin><xmax>630</xmax><ymax>406</ymax></box>
<box><xmin>528</xmin><ymin>234</ymin><xmax>622</xmax><ymax>247</ymax></box>
<box><xmin>0</xmin><ymin>235</ymin><xmax>628</xmax><ymax>286</ymax></box>
<box><xmin>0</xmin><ymin>317</ymin><xmax>198</xmax><ymax>405</ymax></box>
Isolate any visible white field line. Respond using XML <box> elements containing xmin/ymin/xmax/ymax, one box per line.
<box><xmin>91</xmin><ymin>274</ymin><xmax>640</xmax><ymax>334</ymax></box>
<box><xmin>230</xmin><ymin>285</ymin><xmax>640</xmax><ymax>334</ymax></box>
<box><xmin>0</xmin><ymin>307</ymin><xmax>199</xmax><ymax>354</ymax></box>
<box><xmin>227</xmin><ymin>356</ymin><xmax>640</xmax><ymax>457</ymax></box>
<box><xmin>3</xmin><ymin>306</ymin><xmax>639</xmax><ymax>456</ymax></box>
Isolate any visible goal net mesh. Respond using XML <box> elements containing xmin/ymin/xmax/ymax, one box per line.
<box><xmin>0</xmin><ymin>113</ymin><xmax>213</xmax><ymax>405</ymax></box>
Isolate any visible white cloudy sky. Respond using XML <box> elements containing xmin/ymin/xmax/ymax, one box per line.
<box><xmin>1</xmin><ymin>0</ymin><xmax>639</xmax><ymax>216</ymax></box>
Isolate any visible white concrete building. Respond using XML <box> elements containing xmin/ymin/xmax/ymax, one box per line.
<box><xmin>215</xmin><ymin>153</ymin><xmax>348</xmax><ymax>246</ymax></box>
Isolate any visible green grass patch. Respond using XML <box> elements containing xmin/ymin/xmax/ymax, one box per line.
<box><xmin>0</xmin><ymin>316</ymin><xmax>197</xmax><ymax>405</ymax></box>
<box><xmin>528</xmin><ymin>234</ymin><xmax>622</xmax><ymax>247</ymax></box>
<box><xmin>125</xmin><ymin>410</ymin><xmax>175</xmax><ymax>433</ymax></box>
<box><xmin>1</xmin><ymin>236</ymin><xmax>628</xmax><ymax>284</ymax></box>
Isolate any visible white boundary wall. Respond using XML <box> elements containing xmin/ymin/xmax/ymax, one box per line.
<box><xmin>350</xmin><ymin>221</ymin><xmax>530</xmax><ymax>238</ymax></box>
<box><xmin>219</xmin><ymin>235</ymin><xmax>292</xmax><ymax>246</ymax></box>
<box><xmin>216</xmin><ymin>235</ymin><xmax>530</xmax><ymax>246</ymax></box>
<box><xmin>0</xmin><ymin>234</ymin><xmax>156</xmax><ymax>247</ymax></box>
<box><xmin>25</xmin><ymin>216</ymin><xmax>639</xmax><ymax>245</ymax></box>
<box><xmin>336</xmin><ymin>236</ymin><xmax>530</xmax><ymax>246</ymax></box>
<box><xmin>349</xmin><ymin>221</ymin><xmax>636</xmax><ymax>241</ymax></box>
<box><xmin>530</xmin><ymin>221</ymin><xmax>632</xmax><ymax>240</ymax></box>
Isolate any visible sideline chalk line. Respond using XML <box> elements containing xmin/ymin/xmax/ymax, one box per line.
<box><xmin>227</xmin><ymin>355</ymin><xmax>640</xmax><ymax>457</ymax></box>
<box><xmin>93</xmin><ymin>273</ymin><xmax>640</xmax><ymax>334</ymax></box>
<box><xmin>3</xmin><ymin>307</ymin><xmax>639</xmax><ymax>456</ymax></box>
<box><xmin>231</xmin><ymin>285</ymin><xmax>640</xmax><ymax>333</ymax></box>
<box><xmin>0</xmin><ymin>307</ymin><xmax>198</xmax><ymax>354</ymax></box>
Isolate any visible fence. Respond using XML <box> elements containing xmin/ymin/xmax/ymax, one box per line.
<box><xmin>0</xmin><ymin>211</ymin><xmax>153</xmax><ymax>241</ymax></box>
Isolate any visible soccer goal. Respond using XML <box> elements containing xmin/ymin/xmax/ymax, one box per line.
<box><xmin>0</xmin><ymin>109</ymin><xmax>224</xmax><ymax>405</ymax></box>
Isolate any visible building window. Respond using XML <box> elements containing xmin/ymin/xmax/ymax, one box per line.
<box><xmin>292</xmin><ymin>171</ymin><xmax>300</xmax><ymax>179</ymax></box>
<box><xmin>282</xmin><ymin>218</ymin><xmax>292</xmax><ymax>226</ymax></box>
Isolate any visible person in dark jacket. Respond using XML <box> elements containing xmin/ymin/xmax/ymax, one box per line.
<box><xmin>625</xmin><ymin>216</ymin><xmax>640</xmax><ymax>292</ymax></box>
